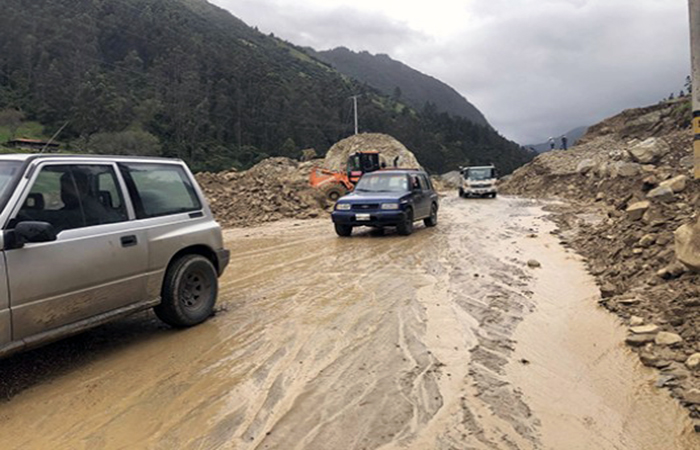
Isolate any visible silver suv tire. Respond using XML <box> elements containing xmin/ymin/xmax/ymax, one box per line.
<box><xmin>155</xmin><ymin>254</ymin><xmax>218</xmax><ymax>327</ymax></box>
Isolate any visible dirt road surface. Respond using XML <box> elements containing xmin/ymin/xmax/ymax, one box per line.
<box><xmin>1</xmin><ymin>196</ymin><xmax>698</xmax><ymax>449</ymax></box>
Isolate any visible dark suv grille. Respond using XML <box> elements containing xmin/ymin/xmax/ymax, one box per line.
<box><xmin>352</xmin><ymin>203</ymin><xmax>380</xmax><ymax>210</ymax></box>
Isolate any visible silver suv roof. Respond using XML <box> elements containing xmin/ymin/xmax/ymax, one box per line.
<box><xmin>0</xmin><ymin>154</ymin><xmax>184</xmax><ymax>164</ymax></box>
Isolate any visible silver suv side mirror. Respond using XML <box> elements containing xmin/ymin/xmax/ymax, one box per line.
<box><xmin>5</xmin><ymin>221</ymin><xmax>57</xmax><ymax>249</ymax></box>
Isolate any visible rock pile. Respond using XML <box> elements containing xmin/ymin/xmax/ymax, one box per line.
<box><xmin>323</xmin><ymin>133</ymin><xmax>421</xmax><ymax>171</ymax></box>
<box><xmin>195</xmin><ymin>133</ymin><xmax>427</xmax><ymax>228</ymax></box>
<box><xmin>434</xmin><ymin>170</ymin><xmax>462</xmax><ymax>190</ymax></box>
<box><xmin>501</xmin><ymin>98</ymin><xmax>700</xmax><ymax>424</ymax></box>
<box><xmin>196</xmin><ymin>157</ymin><xmax>327</xmax><ymax>228</ymax></box>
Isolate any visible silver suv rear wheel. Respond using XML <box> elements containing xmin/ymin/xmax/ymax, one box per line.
<box><xmin>155</xmin><ymin>254</ymin><xmax>218</xmax><ymax>327</ymax></box>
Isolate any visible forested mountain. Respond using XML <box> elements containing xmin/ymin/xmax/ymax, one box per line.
<box><xmin>311</xmin><ymin>47</ymin><xmax>490</xmax><ymax>128</ymax></box>
<box><xmin>0</xmin><ymin>0</ymin><xmax>533</xmax><ymax>173</ymax></box>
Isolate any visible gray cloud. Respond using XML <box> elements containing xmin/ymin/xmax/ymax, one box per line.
<box><xmin>214</xmin><ymin>0</ymin><xmax>426</xmax><ymax>52</ymax></box>
<box><xmin>213</xmin><ymin>0</ymin><xmax>691</xmax><ymax>144</ymax></box>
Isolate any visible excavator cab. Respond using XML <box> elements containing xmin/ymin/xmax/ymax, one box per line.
<box><xmin>346</xmin><ymin>151</ymin><xmax>381</xmax><ymax>183</ymax></box>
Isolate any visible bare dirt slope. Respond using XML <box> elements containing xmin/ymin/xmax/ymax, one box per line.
<box><xmin>501</xmin><ymin>98</ymin><xmax>700</xmax><ymax>424</ymax></box>
<box><xmin>0</xmin><ymin>197</ymin><xmax>697</xmax><ymax>449</ymax></box>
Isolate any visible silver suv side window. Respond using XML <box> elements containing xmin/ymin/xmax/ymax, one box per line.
<box><xmin>119</xmin><ymin>163</ymin><xmax>201</xmax><ymax>219</ymax></box>
<box><xmin>15</xmin><ymin>165</ymin><xmax>128</xmax><ymax>232</ymax></box>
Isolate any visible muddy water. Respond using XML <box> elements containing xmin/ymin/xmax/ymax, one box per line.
<box><xmin>0</xmin><ymin>196</ymin><xmax>697</xmax><ymax>449</ymax></box>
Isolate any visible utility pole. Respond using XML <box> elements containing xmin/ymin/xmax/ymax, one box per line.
<box><xmin>351</xmin><ymin>95</ymin><xmax>359</xmax><ymax>135</ymax></box>
<box><xmin>40</xmin><ymin>121</ymin><xmax>69</xmax><ymax>153</ymax></box>
<box><xmin>690</xmin><ymin>0</ymin><xmax>700</xmax><ymax>178</ymax></box>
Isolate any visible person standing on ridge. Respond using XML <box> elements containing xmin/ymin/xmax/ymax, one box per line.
<box><xmin>548</xmin><ymin>137</ymin><xmax>555</xmax><ymax>150</ymax></box>
<box><xmin>561</xmin><ymin>135</ymin><xmax>568</xmax><ymax>150</ymax></box>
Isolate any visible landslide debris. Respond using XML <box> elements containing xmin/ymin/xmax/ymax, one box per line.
<box><xmin>196</xmin><ymin>157</ymin><xmax>326</xmax><ymax>228</ymax></box>
<box><xmin>323</xmin><ymin>132</ymin><xmax>421</xmax><ymax>171</ymax></box>
<box><xmin>501</xmin><ymin>98</ymin><xmax>700</xmax><ymax>425</ymax></box>
<box><xmin>196</xmin><ymin>133</ymin><xmax>426</xmax><ymax>227</ymax></box>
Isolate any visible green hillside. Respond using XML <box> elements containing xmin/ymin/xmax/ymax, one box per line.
<box><xmin>0</xmin><ymin>0</ymin><xmax>534</xmax><ymax>173</ymax></box>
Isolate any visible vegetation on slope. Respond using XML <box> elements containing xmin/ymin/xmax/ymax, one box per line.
<box><xmin>0</xmin><ymin>0</ymin><xmax>533</xmax><ymax>173</ymax></box>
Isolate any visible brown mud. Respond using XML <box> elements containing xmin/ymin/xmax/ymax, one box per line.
<box><xmin>0</xmin><ymin>196</ymin><xmax>697</xmax><ymax>449</ymax></box>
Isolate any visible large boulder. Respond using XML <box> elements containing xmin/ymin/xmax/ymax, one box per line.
<box><xmin>576</xmin><ymin>159</ymin><xmax>596</xmax><ymax>174</ymax></box>
<box><xmin>610</xmin><ymin>161</ymin><xmax>641</xmax><ymax>178</ymax></box>
<box><xmin>627</xmin><ymin>137</ymin><xmax>671</xmax><ymax>164</ymax></box>
<box><xmin>675</xmin><ymin>218</ymin><xmax>700</xmax><ymax>272</ymax></box>
<box><xmin>323</xmin><ymin>133</ymin><xmax>421</xmax><ymax>171</ymax></box>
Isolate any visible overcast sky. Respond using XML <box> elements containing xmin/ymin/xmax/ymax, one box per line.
<box><xmin>211</xmin><ymin>0</ymin><xmax>690</xmax><ymax>145</ymax></box>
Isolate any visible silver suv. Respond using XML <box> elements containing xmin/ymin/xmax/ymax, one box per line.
<box><xmin>0</xmin><ymin>154</ymin><xmax>230</xmax><ymax>358</ymax></box>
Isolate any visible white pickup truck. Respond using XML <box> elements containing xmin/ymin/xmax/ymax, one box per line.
<box><xmin>458</xmin><ymin>165</ymin><xmax>498</xmax><ymax>198</ymax></box>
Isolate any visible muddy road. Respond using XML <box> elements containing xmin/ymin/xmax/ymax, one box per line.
<box><xmin>0</xmin><ymin>196</ymin><xmax>698</xmax><ymax>449</ymax></box>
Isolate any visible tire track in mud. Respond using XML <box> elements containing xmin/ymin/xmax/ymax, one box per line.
<box><xmin>392</xmin><ymin>197</ymin><xmax>543</xmax><ymax>450</ymax></box>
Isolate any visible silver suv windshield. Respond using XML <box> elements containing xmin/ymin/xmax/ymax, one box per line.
<box><xmin>355</xmin><ymin>173</ymin><xmax>408</xmax><ymax>193</ymax></box>
<box><xmin>0</xmin><ymin>161</ymin><xmax>22</xmax><ymax>199</ymax></box>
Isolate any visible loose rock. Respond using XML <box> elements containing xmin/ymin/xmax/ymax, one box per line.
<box><xmin>576</xmin><ymin>159</ymin><xmax>596</xmax><ymax>174</ymax></box>
<box><xmin>630</xmin><ymin>324</ymin><xmax>659</xmax><ymax>334</ymax></box>
<box><xmin>630</xmin><ymin>316</ymin><xmax>644</xmax><ymax>326</ymax></box>
<box><xmin>685</xmin><ymin>389</ymin><xmax>700</xmax><ymax>405</ymax></box>
<box><xmin>626</xmin><ymin>201</ymin><xmax>650</xmax><ymax>221</ymax></box>
<box><xmin>659</xmin><ymin>175</ymin><xmax>688</xmax><ymax>193</ymax></box>
<box><xmin>626</xmin><ymin>334</ymin><xmax>656</xmax><ymax>347</ymax></box>
<box><xmin>674</xmin><ymin>219</ymin><xmax>700</xmax><ymax>272</ymax></box>
<box><xmin>527</xmin><ymin>259</ymin><xmax>541</xmax><ymax>268</ymax></box>
<box><xmin>655</xmin><ymin>331</ymin><xmax>683</xmax><ymax>346</ymax></box>
<box><xmin>686</xmin><ymin>353</ymin><xmax>700</xmax><ymax>370</ymax></box>
<box><xmin>646</xmin><ymin>185</ymin><xmax>675</xmax><ymax>202</ymax></box>
<box><xmin>638</xmin><ymin>234</ymin><xmax>656</xmax><ymax>247</ymax></box>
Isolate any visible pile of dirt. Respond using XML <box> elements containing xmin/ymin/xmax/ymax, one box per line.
<box><xmin>501</xmin><ymin>98</ymin><xmax>700</xmax><ymax>426</ymax></box>
<box><xmin>196</xmin><ymin>157</ymin><xmax>327</xmax><ymax>227</ymax></box>
<box><xmin>435</xmin><ymin>170</ymin><xmax>462</xmax><ymax>190</ymax></box>
<box><xmin>323</xmin><ymin>133</ymin><xmax>421</xmax><ymax>171</ymax></box>
<box><xmin>195</xmin><ymin>134</ymin><xmax>426</xmax><ymax>227</ymax></box>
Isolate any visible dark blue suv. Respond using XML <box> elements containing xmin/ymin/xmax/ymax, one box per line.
<box><xmin>331</xmin><ymin>169</ymin><xmax>439</xmax><ymax>236</ymax></box>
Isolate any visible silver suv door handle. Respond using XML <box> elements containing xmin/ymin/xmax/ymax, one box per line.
<box><xmin>120</xmin><ymin>235</ymin><xmax>138</xmax><ymax>247</ymax></box>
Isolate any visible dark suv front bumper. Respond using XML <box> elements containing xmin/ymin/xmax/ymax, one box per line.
<box><xmin>331</xmin><ymin>210</ymin><xmax>407</xmax><ymax>227</ymax></box>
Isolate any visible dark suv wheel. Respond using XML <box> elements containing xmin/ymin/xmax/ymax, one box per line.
<box><xmin>155</xmin><ymin>254</ymin><xmax>218</xmax><ymax>327</ymax></box>
<box><xmin>335</xmin><ymin>223</ymin><xmax>353</xmax><ymax>237</ymax></box>
<box><xmin>397</xmin><ymin>208</ymin><xmax>414</xmax><ymax>236</ymax></box>
<box><xmin>424</xmin><ymin>204</ymin><xmax>438</xmax><ymax>227</ymax></box>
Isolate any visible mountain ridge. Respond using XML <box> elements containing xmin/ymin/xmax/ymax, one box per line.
<box><xmin>309</xmin><ymin>47</ymin><xmax>490</xmax><ymax>128</ymax></box>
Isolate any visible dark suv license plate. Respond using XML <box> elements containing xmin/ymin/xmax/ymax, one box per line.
<box><xmin>355</xmin><ymin>213</ymin><xmax>370</xmax><ymax>221</ymax></box>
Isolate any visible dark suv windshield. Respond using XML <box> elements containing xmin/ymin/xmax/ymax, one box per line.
<box><xmin>355</xmin><ymin>173</ymin><xmax>408</xmax><ymax>193</ymax></box>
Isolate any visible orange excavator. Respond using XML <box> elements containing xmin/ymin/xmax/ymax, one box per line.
<box><xmin>309</xmin><ymin>151</ymin><xmax>382</xmax><ymax>201</ymax></box>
